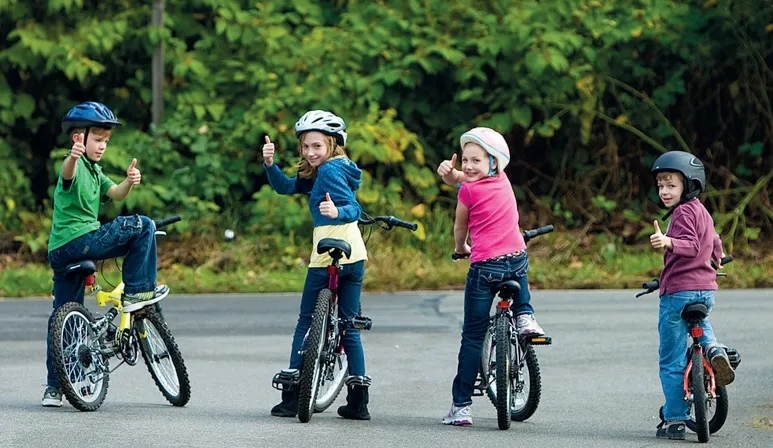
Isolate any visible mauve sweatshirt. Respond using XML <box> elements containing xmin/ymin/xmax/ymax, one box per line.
<box><xmin>660</xmin><ymin>198</ymin><xmax>724</xmax><ymax>295</ymax></box>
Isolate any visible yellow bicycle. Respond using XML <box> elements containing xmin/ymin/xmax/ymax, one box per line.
<box><xmin>49</xmin><ymin>215</ymin><xmax>191</xmax><ymax>411</ymax></box>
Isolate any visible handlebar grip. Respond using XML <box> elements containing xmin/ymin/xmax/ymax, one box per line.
<box><xmin>523</xmin><ymin>224</ymin><xmax>554</xmax><ymax>243</ymax></box>
<box><xmin>388</xmin><ymin>216</ymin><xmax>418</xmax><ymax>231</ymax></box>
<box><xmin>642</xmin><ymin>280</ymin><xmax>660</xmax><ymax>290</ymax></box>
<box><xmin>720</xmin><ymin>255</ymin><xmax>734</xmax><ymax>265</ymax></box>
<box><xmin>154</xmin><ymin>215</ymin><xmax>182</xmax><ymax>229</ymax></box>
<box><xmin>452</xmin><ymin>253</ymin><xmax>470</xmax><ymax>261</ymax></box>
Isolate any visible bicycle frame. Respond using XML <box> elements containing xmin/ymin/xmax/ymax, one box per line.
<box><xmin>684</xmin><ymin>325</ymin><xmax>717</xmax><ymax>400</ymax></box>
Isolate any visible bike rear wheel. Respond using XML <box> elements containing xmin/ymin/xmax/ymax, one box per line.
<box><xmin>494</xmin><ymin>313</ymin><xmax>512</xmax><ymax>430</ymax></box>
<box><xmin>690</xmin><ymin>348</ymin><xmax>710</xmax><ymax>442</ymax></box>
<box><xmin>687</xmin><ymin>385</ymin><xmax>728</xmax><ymax>434</ymax></box>
<box><xmin>297</xmin><ymin>288</ymin><xmax>331</xmax><ymax>423</ymax></box>
<box><xmin>51</xmin><ymin>302</ymin><xmax>109</xmax><ymax>411</ymax></box>
<box><xmin>136</xmin><ymin>305</ymin><xmax>191</xmax><ymax>407</ymax></box>
<box><xmin>482</xmin><ymin>321</ymin><xmax>543</xmax><ymax>422</ymax></box>
<box><xmin>313</xmin><ymin>345</ymin><xmax>348</xmax><ymax>413</ymax></box>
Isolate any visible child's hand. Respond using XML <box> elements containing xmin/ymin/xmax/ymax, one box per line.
<box><xmin>126</xmin><ymin>158</ymin><xmax>141</xmax><ymax>185</ymax></box>
<box><xmin>437</xmin><ymin>153</ymin><xmax>457</xmax><ymax>178</ymax></box>
<box><xmin>455</xmin><ymin>243</ymin><xmax>471</xmax><ymax>256</ymax></box>
<box><xmin>650</xmin><ymin>220</ymin><xmax>672</xmax><ymax>250</ymax></box>
<box><xmin>70</xmin><ymin>133</ymin><xmax>86</xmax><ymax>159</ymax></box>
<box><xmin>262</xmin><ymin>135</ymin><xmax>275</xmax><ymax>167</ymax></box>
<box><xmin>319</xmin><ymin>193</ymin><xmax>339</xmax><ymax>219</ymax></box>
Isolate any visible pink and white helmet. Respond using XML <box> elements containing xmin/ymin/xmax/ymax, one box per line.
<box><xmin>459</xmin><ymin>127</ymin><xmax>510</xmax><ymax>174</ymax></box>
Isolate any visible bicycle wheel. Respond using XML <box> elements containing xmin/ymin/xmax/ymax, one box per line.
<box><xmin>313</xmin><ymin>322</ymin><xmax>348</xmax><ymax>413</ymax></box>
<box><xmin>495</xmin><ymin>313</ymin><xmax>512</xmax><ymax>430</ymax></box>
<box><xmin>687</xmin><ymin>385</ymin><xmax>729</xmax><ymax>434</ymax></box>
<box><xmin>482</xmin><ymin>322</ymin><xmax>543</xmax><ymax>422</ymax></box>
<box><xmin>690</xmin><ymin>348</ymin><xmax>710</xmax><ymax>442</ymax></box>
<box><xmin>136</xmin><ymin>306</ymin><xmax>191</xmax><ymax>407</ymax></box>
<box><xmin>297</xmin><ymin>288</ymin><xmax>331</xmax><ymax>423</ymax></box>
<box><xmin>51</xmin><ymin>302</ymin><xmax>109</xmax><ymax>411</ymax></box>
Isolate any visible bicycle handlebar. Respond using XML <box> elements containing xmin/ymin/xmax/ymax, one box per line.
<box><xmin>358</xmin><ymin>215</ymin><xmax>418</xmax><ymax>231</ymax></box>
<box><xmin>636</xmin><ymin>255</ymin><xmax>734</xmax><ymax>298</ymax></box>
<box><xmin>452</xmin><ymin>225</ymin><xmax>554</xmax><ymax>261</ymax></box>
<box><xmin>154</xmin><ymin>215</ymin><xmax>182</xmax><ymax>229</ymax></box>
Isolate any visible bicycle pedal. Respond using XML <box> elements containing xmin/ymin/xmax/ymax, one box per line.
<box><xmin>271</xmin><ymin>369</ymin><xmax>299</xmax><ymax>391</ymax></box>
<box><xmin>524</xmin><ymin>335</ymin><xmax>552</xmax><ymax>345</ymax></box>
<box><xmin>347</xmin><ymin>316</ymin><xmax>372</xmax><ymax>331</ymax></box>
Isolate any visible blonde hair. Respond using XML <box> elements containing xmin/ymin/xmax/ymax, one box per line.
<box><xmin>297</xmin><ymin>133</ymin><xmax>346</xmax><ymax>179</ymax></box>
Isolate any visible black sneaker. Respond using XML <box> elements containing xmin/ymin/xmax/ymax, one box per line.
<box><xmin>707</xmin><ymin>346</ymin><xmax>735</xmax><ymax>387</ymax></box>
<box><xmin>656</xmin><ymin>420</ymin><xmax>686</xmax><ymax>440</ymax></box>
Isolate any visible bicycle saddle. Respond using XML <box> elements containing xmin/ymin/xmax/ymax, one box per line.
<box><xmin>64</xmin><ymin>260</ymin><xmax>97</xmax><ymax>276</ymax></box>
<box><xmin>681</xmin><ymin>303</ymin><xmax>709</xmax><ymax>321</ymax></box>
<box><xmin>494</xmin><ymin>280</ymin><xmax>520</xmax><ymax>299</ymax></box>
<box><xmin>317</xmin><ymin>238</ymin><xmax>352</xmax><ymax>259</ymax></box>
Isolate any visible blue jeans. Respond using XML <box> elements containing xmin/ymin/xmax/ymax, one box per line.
<box><xmin>46</xmin><ymin>215</ymin><xmax>159</xmax><ymax>388</ymax></box>
<box><xmin>659</xmin><ymin>290</ymin><xmax>719</xmax><ymax>421</ymax></box>
<box><xmin>451</xmin><ymin>252</ymin><xmax>532</xmax><ymax>406</ymax></box>
<box><xmin>289</xmin><ymin>261</ymin><xmax>366</xmax><ymax>376</ymax></box>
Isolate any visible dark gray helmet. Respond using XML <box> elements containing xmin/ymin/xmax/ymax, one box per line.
<box><xmin>651</xmin><ymin>151</ymin><xmax>706</xmax><ymax>200</ymax></box>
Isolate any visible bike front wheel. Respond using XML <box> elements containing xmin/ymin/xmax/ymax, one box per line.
<box><xmin>51</xmin><ymin>302</ymin><xmax>110</xmax><ymax>411</ymax></box>
<box><xmin>297</xmin><ymin>288</ymin><xmax>332</xmax><ymax>423</ymax></box>
<box><xmin>136</xmin><ymin>305</ymin><xmax>191</xmax><ymax>407</ymax></box>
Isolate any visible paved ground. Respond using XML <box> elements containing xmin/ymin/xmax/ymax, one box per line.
<box><xmin>1</xmin><ymin>289</ymin><xmax>772</xmax><ymax>447</ymax></box>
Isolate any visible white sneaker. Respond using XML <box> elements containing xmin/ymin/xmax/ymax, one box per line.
<box><xmin>516</xmin><ymin>314</ymin><xmax>545</xmax><ymax>336</ymax></box>
<box><xmin>441</xmin><ymin>404</ymin><xmax>472</xmax><ymax>426</ymax></box>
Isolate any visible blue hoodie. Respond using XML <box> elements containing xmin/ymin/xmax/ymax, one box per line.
<box><xmin>264</xmin><ymin>156</ymin><xmax>363</xmax><ymax>227</ymax></box>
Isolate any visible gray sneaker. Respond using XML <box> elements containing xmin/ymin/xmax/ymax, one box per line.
<box><xmin>41</xmin><ymin>386</ymin><xmax>62</xmax><ymax>407</ymax></box>
<box><xmin>122</xmin><ymin>285</ymin><xmax>169</xmax><ymax>313</ymax></box>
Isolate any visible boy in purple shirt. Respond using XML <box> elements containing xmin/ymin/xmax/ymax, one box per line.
<box><xmin>649</xmin><ymin>151</ymin><xmax>735</xmax><ymax>440</ymax></box>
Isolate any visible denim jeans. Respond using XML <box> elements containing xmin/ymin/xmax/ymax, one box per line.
<box><xmin>659</xmin><ymin>290</ymin><xmax>718</xmax><ymax>421</ymax></box>
<box><xmin>288</xmin><ymin>261</ymin><xmax>366</xmax><ymax>376</ymax></box>
<box><xmin>46</xmin><ymin>215</ymin><xmax>158</xmax><ymax>387</ymax></box>
<box><xmin>451</xmin><ymin>252</ymin><xmax>532</xmax><ymax>406</ymax></box>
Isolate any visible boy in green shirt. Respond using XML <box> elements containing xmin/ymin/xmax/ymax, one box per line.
<box><xmin>43</xmin><ymin>102</ymin><xmax>169</xmax><ymax>407</ymax></box>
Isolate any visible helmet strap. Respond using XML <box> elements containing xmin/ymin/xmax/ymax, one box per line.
<box><xmin>488</xmin><ymin>156</ymin><xmax>497</xmax><ymax>176</ymax></box>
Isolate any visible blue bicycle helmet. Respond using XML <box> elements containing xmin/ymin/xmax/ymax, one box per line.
<box><xmin>61</xmin><ymin>102</ymin><xmax>121</xmax><ymax>135</ymax></box>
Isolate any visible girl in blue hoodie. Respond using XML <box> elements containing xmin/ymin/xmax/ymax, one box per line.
<box><xmin>263</xmin><ymin>110</ymin><xmax>370</xmax><ymax>421</ymax></box>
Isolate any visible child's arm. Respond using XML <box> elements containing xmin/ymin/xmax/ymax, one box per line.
<box><xmin>664</xmin><ymin>210</ymin><xmax>700</xmax><ymax>257</ymax></box>
<box><xmin>61</xmin><ymin>133</ymin><xmax>86</xmax><ymax>183</ymax></box>
<box><xmin>453</xmin><ymin>201</ymin><xmax>471</xmax><ymax>254</ymax></box>
<box><xmin>106</xmin><ymin>158</ymin><xmax>140</xmax><ymax>201</ymax></box>
<box><xmin>712</xmin><ymin>231</ymin><xmax>725</xmax><ymax>266</ymax></box>
<box><xmin>317</xmin><ymin>164</ymin><xmax>361</xmax><ymax>222</ymax></box>
<box><xmin>437</xmin><ymin>154</ymin><xmax>467</xmax><ymax>186</ymax></box>
<box><xmin>265</xmin><ymin>163</ymin><xmax>303</xmax><ymax>195</ymax></box>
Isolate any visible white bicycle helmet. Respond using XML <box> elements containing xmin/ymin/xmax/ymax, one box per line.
<box><xmin>295</xmin><ymin>110</ymin><xmax>348</xmax><ymax>146</ymax></box>
<box><xmin>460</xmin><ymin>127</ymin><xmax>510</xmax><ymax>175</ymax></box>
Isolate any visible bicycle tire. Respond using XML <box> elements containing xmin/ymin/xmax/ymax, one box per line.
<box><xmin>313</xmin><ymin>343</ymin><xmax>348</xmax><ymax>412</ymax></box>
<box><xmin>510</xmin><ymin>344</ymin><xmax>542</xmax><ymax>421</ymax></box>
<box><xmin>297</xmin><ymin>288</ymin><xmax>331</xmax><ymax>423</ymax></box>
<box><xmin>691</xmin><ymin>348</ymin><xmax>710</xmax><ymax>442</ymax></box>
<box><xmin>51</xmin><ymin>302</ymin><xmax>109</xmax><ymax>411</ymax></box>
<box><xmin>495</xmin><ymin>313</ymin><xmax>511</xmax><ymax>430</ymax></box>
<box><xmin>687</xmin><ymin>385</ymin><xmax>729</xmax><ymax>434</ymax></box>
<box><xmin>136</xmin><ymin>306</ymin><xmax>191</xmax><ymax>407</ymax></box>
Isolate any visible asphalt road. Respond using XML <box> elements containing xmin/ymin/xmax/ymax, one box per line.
<box><xmin>1</xmin><ymin>289</ymin><xmax>772</xmax><ymax>447</ymax></box>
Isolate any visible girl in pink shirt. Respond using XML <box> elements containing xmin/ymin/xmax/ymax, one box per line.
<box><xmin>436</xmin><ymin>127</ymin><xmax>546</xmax><ymax>426</ymax></box>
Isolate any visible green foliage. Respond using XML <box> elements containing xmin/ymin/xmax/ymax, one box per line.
<box><xmin>0</xmin><ymin>0</ymin><xmax>771</xmax><ymax>256</ymax></box>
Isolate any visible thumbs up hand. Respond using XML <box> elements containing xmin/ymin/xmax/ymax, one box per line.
<box><xmin>650</xmin><ymin>220</ymin><xmax>672</xmax><ymax>250</ymax></box>
<box><xmin>319</xmin><ymin>192</ymin><xmax>339</xmax><ymax>219</ymax></box>
<box><xmin>262</xmin><ymin>135</ymin><xmax>275</xmax><ymax>167</ymax></box>
<box><xmin>126</xmin><ymin>158</ymin><xmax>141</xmax><ymax>185</ymax></box>
<box><xmin>437</xmin><ymin>153</ymin><xmax>458</xmax><ymax>177</ymax></box>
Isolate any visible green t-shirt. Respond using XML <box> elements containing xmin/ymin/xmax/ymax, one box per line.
<box><xmin>47</xmin><ymin>157</ymin><xmax>116</xmax><ymax>253</ymax></box>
